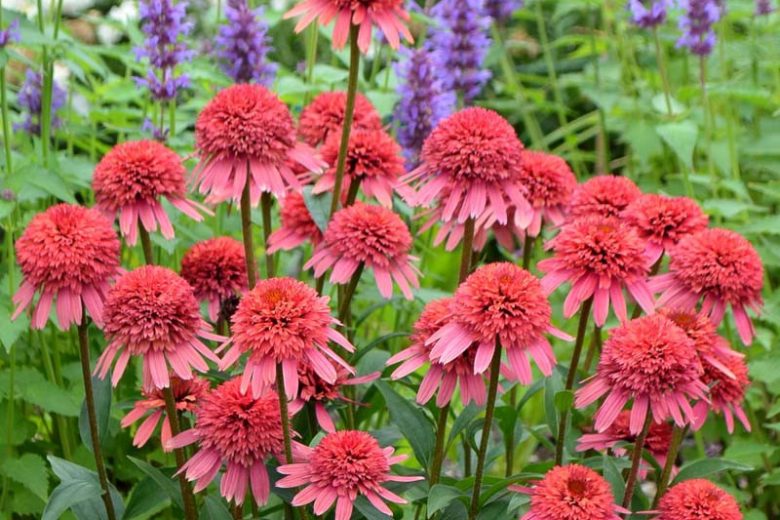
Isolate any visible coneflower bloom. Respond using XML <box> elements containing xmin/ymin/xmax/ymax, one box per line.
<box><xmin>298</xmin><ymin>91</ymin><xmax>382</xmax><ymax>148</ymax></box>
<box><xmin>517</xmin><ymin>150</ymin><xmax>577</xmax><ymax>237</ymax></box>
<box><xmin>193</xmin><ymin>84</ymin><xmax>325</xmax><ymax>206</ymax></box>
<box><xmin>13</xmin><ymin>204</ymin><xmax>121</xmax><ymax>330</ymax></box>
<box><xmin>622</xmin><ymin>194</ymin><xmax>708</xmax><ymax>264</ymax></box>
<box><xmin>401</xmin><ymin>108</ymin><xmax>531</xmax><ymax>230</ymax></box>
<box><xmin>95</xmin><ymin>266</ymin><xmax>222</xmax><ymax>391</ymax></box>
<box><xmin>388</xmin><ymin>298</ymin><xmax>490</xmax><ymax>407</ymax></box>
<box><xmin>655</xmin><ymin>479</ymin><xmax>742</xmax><ymax>520</ymax></box>
<box><xmin>167</xmin><ymin>378</ymin><xmax>296</xmax><ymax>506</ymax></box>
<box><xmin>180</xmin><ymin>237</ymin><xmax>248</xmax><ymax>322</ymax></box>
<box><xmin>692</xmin><ymin>353</ymin><xmax>751</xmax><ymax>433</ymax></box>
<box><xmin>538</xmin><ymin>216</ymin><xmax>655</xmax><ymax>326</ymax></box>
<box><xmin>568</xmin><ymin>175</ymin><xmax>642</xmax><ymax>219</ymax></box>
<box><xmin>93</xmin><ymin>140</ymin><xmax>208</xmax><ymax>246</ymax></box>
<box><xmin>284</xmin><ymin>0</ymin><xmax>413</xmax><ymax>53</ymax></box>
<box><xmin>277</xmin><ymin>430</ymin><xmax>423</xmax><ymax>519</ymax></box>
<box><xmin>305</xmin><ymin>203</ymin><xmax>420</xmax><ymax>300</ymax></box>
<box><xmin>575</xmin><ymin>314</ymin><xmax>708</xmax><ymax>433</ymax></box>
<box><xmin>510</xmin><ymin>464</ymin><xmax>629</xmax><ymax>520</ymax></box>
<box><xmin>428</xmin><ymin>263</ymin><xmax>570</xmax><ymax>384</ymax></box>
<box><xmin>121</xmin><ymin>376</ymin><xmax>209</xmax><ymax>449</ymax></box>
<box><xmin>267</xmin><ymin>191</ymin><xmax>324</xmax><ymax>253</ymax></box>
<box><xmin>315</xmin><ymin>128</ymin><xmax>405</xmax><ymax>207</ymax></box>
<box><xmin>219</xmin><ymin>277</ymin><xmax>354</xmax><ymax>399</ymax></box>
<box><xmin>651</xmin><ymin>228</ymin><xmax>764</xmax><ymax>345</ymax></box>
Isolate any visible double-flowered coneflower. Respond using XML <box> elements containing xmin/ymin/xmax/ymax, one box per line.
<box><xmin>655</xmin><ymin>479</ymin><xmax>742</xmax><ymax>520</ymax></box>
<box><xmin>298</xmin><ymin>91</ymin><xmax>382</xmax><ymax>148</ymax></box>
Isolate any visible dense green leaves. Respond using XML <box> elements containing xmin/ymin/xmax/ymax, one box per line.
<box><xmin>375</xmin><ymin>380</ymin><xmax>435</xmax><ymax>469</ymax></box>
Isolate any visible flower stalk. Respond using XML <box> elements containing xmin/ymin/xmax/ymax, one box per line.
<box><xmin>622</xmin><ymin>414</ymin><xmax>653</xmax><ymax>510</ymax></box>
<box><xmin>652</xmin><ymin>425</ymin><xmax>686</xmax><ymax>507</ymax></box>
<box><xmin>162</xmin><ymin>386</ymin><xmax>198</xmax><ymax>520</ymax></box>
<box><xmin>241</xmin><ymin>180</ymin><xmax>257</xmax><ymax>288</ymax></box>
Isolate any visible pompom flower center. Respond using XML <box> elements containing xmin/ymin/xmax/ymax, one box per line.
<box><xmin>530</xmin><ymin>465</ymin><xmax>617</xmax><ymax>519</ymax></box>
<box><xmin>308</xmin><ymin>431</ymin><xmax>390</xmax><ymax>491</ymax></box>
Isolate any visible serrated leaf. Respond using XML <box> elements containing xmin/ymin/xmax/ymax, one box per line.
<box><xmin>428</xmin><ymin>484</ymin><xmax>464</xmax><ymax>517</ymax></box>
<box><xmin>79</xmin><ymin>374</ymin><xmax>112</xmax><ymax>452</ymax></box>
<box><xmin>672</xmin><ymin>458</ymin><xmax>753</xmax><ymax>484</ymax></box>
<box><xmin>375</xmin><ymin>380</ymin><xmax>434</xmax><ymax>469</ymax></box>
<box><xmin>4</xmin><ymin>368</ymin><xmax>81</xmax><ymax>416</ymax></box>
<box><xmin>2</xmin><ymin>453</ymin><xmax>49</xmax><ymax>500</ymax></box>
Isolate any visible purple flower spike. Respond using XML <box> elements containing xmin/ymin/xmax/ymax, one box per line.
<box><xmin>755</xmin><ymin>0</ymin><xmax>774</xmax><ymax>15</ymax></box>
<box><xmin>0</xmin><ymin>19</ymin><xmax>20</xmax><ymax>49</ymax></box>
<box><xmin>628</xmin><ymin>0</ymin><xmax>671</xmax><ymax>28</ymax></box>
<box><xmin>485</xmin><ymin>0</ymin><xmax>523</xmax><ymax>22</ymax></box>
<box><xmin>677</xmin><ymin>0</ymin><xmax>722</xmax><ymax>56</ymax></box>
<box><xmin>14</xmin><ymin>70</ymin><xmax>66</xmax><ymax>136</ymax></box>
<box><xmin>216</xmin><ymin>0</ymin><xmax>276</xmax><ymax>85</ymax></box>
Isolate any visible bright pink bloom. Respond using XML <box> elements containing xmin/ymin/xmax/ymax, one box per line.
<box><xmin>267</xmin><ymin>191</ymin><xmax>324</xmax><ymax>253</ymax></box>
<box><xmin>655</xmin><ymin>479</ymin><xmax>742</xmax><ymax>520</ymax></box>
<box><xmin>180</xmin><ymin>237</ymin><xmax>248</xmax><ymax>322</ymax></box>
<box><xmin>220</xmin><ymin>277</ymin><xmax>354</xmax><ymax>399</ymax></box>
<box><xmin>518</xmin><ymin>150</ymin><xmax>577</xmax><ymax>237</ymax></box>
<box><xmin>277</xmin><ymin>430</ymin><xmax>423</xmax><ymax>519</ymax></box>
<box><xmin>538</xmin><ymin>216</ymin><xmax>655</xmax><ymax>326</ymax></box>
<box><xmin>121</xmin><ymin>376</ymin><xmax>209</xmax><ymax>450</ymax></box>
<box><xmin>93</xmin><ymin>140</ymin><xmax>209</xmax><ymax>245</ymax></box>
<box><xmin>193</xmin><ymin>84</ymin><xmax>325</xmax><ymax>205</ymax></box>
<box><xmin>305</xmin><ymin>202</ymin><xmax>420</xmax><ymax>299</ymax></box>
<box><xmin>511</xmin><ymin>464</ymin><xmax>629</xmax><ymax>520</ymax></box>
<box><xmin>651</xmin><ymin>228</ymin><xmax>764</xmax><ymax>345</ymax></box>
<box><xmin>622</xmin><ymin>194</ymin><xmax>708</xmax><ymax>264</ymax></box>
<box><xmin>576</xmin><ymin>314</ymin><xmax>708</xmax><ymax>433</ymax></box>
<box><xmin>315</xmin><ymin>128</ymin><xmax>404</xmax><ymax>208</ymax></box>
<box><xmin>692</xmin><ymin>352</ymin><xmax>751</xmax><ymax>433</ymax></box>
<box><xmin>13</xmin><ymin>204</ymin><xmax>121</xmax><ymax>330</ymax></box>
<box><xmin>167</xmin><ymin>378</ymin><xmax>296</xmax><ymax>506</ymax></box>
<box><xmin>284</xmin><ymin>0</ymin><xmax>413</xmax><ymax>53</ymax></box>
<box><xmin>298</xmin><ymin>91</ymin><xmax>382</xmax><ymax>147</ymax></box>
<box><xmin>95</xmin><ymin>266</ymin><xmax>223</xmax><ymax>391</ymax></box>
<box><xmin>427</xmin><ymin>263</ymin><xmax>570</xmax><ymax>385</ymax></box>
<box><xmin>568</xmin><ymin>175</ymin><xmax>641</xmax><ymax>219</ymax></box>
<box><xmin>420</xmin><ymin>203</ymin><xmax>527</xmax><ymax>253</ymax></box>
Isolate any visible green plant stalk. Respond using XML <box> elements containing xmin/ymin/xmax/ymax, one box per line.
<box><xmin>275</xmin><ymin>366</ymin><xmax>309</xmax><ymax>520</ymax></box>
<box><xmin>699</xmin><ymin>57</ymin><xmax>717</xmax><ymax>197</ymax></box>
<box><xmin>653</xmin><ymin>28</ymin><xmax>674</xmax><ymax>117</ymax></box>
<box><xmin>554</xmin><ymin>297</ymin><xmax>593</xmax><ymax>466</ymax></box>
<box><xmin>261</xmin><ymin>192</ymin><xmax>276</xmax><ymax>278</ymax></box>
<box><xmin>35</xmin><ymin>0</ymin><xmax>51</xmax><ymax>167</ymax></box>
<box><xmin>1</xmin><ymin>217</ymin><xmax>15</xmax><ymax>514</ymax></box>
<box><xmin>622</xmin><ymin>413</ymin><xmax>653</xmax><ymax>509</ymax></box>
<box><xmin>162</xmin><ymin>386</ymin><xmax>198</xmax><ymax>520</ymax></box>
<box><xmin>0</xmin><ymin>72</ymin><xmax>12</xmax><ymax>175</ymax></box>
<box><xmin>241</xmin><ymin>180</ymin><xmax>258</xmax><ymax>289</ymax></box>
<box><xmin>138</xmin><ymin>223</ymin><xmax>154</xmax><ymax>265</ymax></box>
<box><xmin>652</xmin><ymin>425</ymin><xmax>685</xmax><ymax>507</ymax></box>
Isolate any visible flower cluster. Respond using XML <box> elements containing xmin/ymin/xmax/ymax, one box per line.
<box><xmin>628</xmin><ymin>0</ymin><xmax>671</xmax><ymax>28</ymax></box>
<box><xmin>216</xmin><ymin>0</ymin><xmax>276</xmax><ymax>85</ymax></box>
<box><xmin>0</xmin><ymin>18</ymin><xmax>19</xmax><ymax>49</ymax></box>
<box><xmin>677</xmin><ymin>0</ymin><xmax>722</xmax><ymax>56</ymax></box>
<box><xmin>15</xmin><ymin>70</ymin><xmax>67</xmax><ymax>135</ymax></box>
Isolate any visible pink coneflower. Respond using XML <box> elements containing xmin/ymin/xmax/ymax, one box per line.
<box><xmin>219</xmin><ymin>277</ymin><xmax>354</xmax><ymax>399</ymax></box>
<box><xmin>651</xmin><ymin>228</ymin><xmax>764</xmax><ymax>345</ymax></box>
<box><xmin>692</xmin><ymin>353</ymin><xmax>751</xmax><ymax>433</ymax></box>
<box><xmin>284</xmin><ymin>0</ymin><xmax>413</xmax><ymax>53</ymax></box>
<box><xmin>180</xmin><ymin>237</ymin><xmax>248</xmax><ymax>322</ymax></box>
<box><xmin>538</xmin><ymin>216</ymin><xmax>655</xmax><ymax>326</ymax></box>
<box><xmin>575</xmin><ymin>314</ymin><xmax>708</xmax><ymax>433</ymax></box>
<box><xmin>511</xmin><ymin>464</ymin><xmax>629</xmax><ymax>520</ymax></box>
<box><xmin>401</xmin><ymin>107</ymin><xmax>532</xmax><ymax>231</ymax></box>
<box><xmin>655</xmin><ymin>479</ymin><xmax>742</xmax><ymax>520</ymax></box>
<box><xmin>315</xmin><ymin>128</ymin><xmax>404</xmax><ymax>208</ymax></box>
<box><xmin>427</xmin><ymin>263</ymin><xmax>570</xmax><ymax>384</ymax></box>
<box><xmin>193</xmin><ymin>84</ymin><xmax>325</xmax><ymax>206</ymax></box>
<box><xmin>93</xmin><ymin>140</ymin><xmax>209</xmax><ymax>246</ymax></box>
<box><xmin>388</xmin><ymin>298</ymin><xmax>490</xmax><ymax>407</ymax></box>
<box><xmin>622</xmin><ymin>194</ymin><xmax>708</xmax><ymax>264</ymax></box>
<box><xmin>298</xmin><ymin>91</ymin><xmax>382</xmax><ymax>147</ymax></box>
<box><xmin>277</xmin><ymin>430</ymin><xmax>423</xmax><ymax>519</ymax></box>
<box><xmin>518</xmin><ymin>150</ymin><xmax>577</xmax><ymax>237</ymax></box>
<box><xmin>568</xmin><ymin>175</ymin><xmax>641</xmax><ymax>219</ymax></box>
<box><xmin>13</xmin><ymin>204</ymin><xmax>121</xmax><ymax>330</ymax></box>
<box><xmin>167</xmin><ymin>378</ymin><xmax>296</xmax><ymax>506</ymax></box>
<box><xmin>121</xmin><ymin>376</ymin><xmax>209</xmax><ymax>450</ymax></box>
<box><xmin>267</xmin><ymin>191</ymin><xmax>324</xmax><ymax>253</ymax></box>
<box><xmin>95</xmin><ymin>266</ymin><xmax>222</xmax><ymax>391</ymax></box>
<box><xmin>420</xmin><ymin>203</ymin><xmax>527</xmax><ymax>253</ymax></box>
<box><xmin>305</xmin><ymin>202</ymin><xmax>420</xmax><ymax>299</ymax></box>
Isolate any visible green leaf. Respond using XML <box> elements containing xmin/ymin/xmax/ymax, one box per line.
<box><xmin>602</xmin><ymin>455</ymin><xmax>624</xmax><ymax>504</ymax></box>
<box><xmin>375</xmin><ymin>380</ymin><xmax>434</xmax><ymax>469</ymax></box>
<box><xmin>543</xmin><ymin>372</ymin><xmax>563</xmax><ymax>434</ymax></box>
<box><xmin>554</xmin><ymin>390</ymin><xmax>574</xmax><ymax>413</ymax></box>
<box><xmin>45</xmin><ymin>457</ymin><xmax>124</xmax><ymax>520</ymax></box>
<box><xmin>0</xmin><ymin>304</ymin><xmax>28</xmax><ymax>352</ymax></box>
<box><xmin>200</xmin><ymin>496</ymin><xmax>233</xmax><ymax>520</ymax></box>
<box><xmin>447</xmin><ymin>404</ymin><xmax>481</xmax><ymax>449</ymax></box>
<box><xmin>127</xmin><ymin>457</ymin><xmax>183</xmax><ymax>511</ymax></box>
<box><xmin>0</xmin><ymin>368</ymin><xmax>81</xmax><ymax>416</ymax></box>
<box><xmin>1</xmin><ymin>454</ymin><xmax>49</xmax><ymax>501</ymax></box>
<box><xmin>122</xmin><ymin>477</ymin><xmax>170</xmax><ymax>520</ymax></box>
<box><xmin>672</xmin><ymin>458</ymin><xmax>753</xmax><ymax>484</ymax></box>
<box><xmin>42</xmin><ymin>479</ymin><xmax>102</xmax><ymax>520</ymax></box>
<box><xmin>428</xmin><ymin>484</ymin><xmax>464</xmax><ymax>517</ymax></box>
<box><xmin>354</xmin><ymin>495</ymin><xmax>392</xmax><ymax>520</ymax></box>
<box><xmin>302</xmin><ymin>186</ymin><xmax>332</xmax><ymax>233</ymax></box>
<box><xmin>656</xmin><ymin>120</ymin><xmax>699</xmax><ymax>170</ymax></box>
<box><xmin>79</xmin><ymin>374</ymin><xmax>112</xmax><ymax>451</ymax></box>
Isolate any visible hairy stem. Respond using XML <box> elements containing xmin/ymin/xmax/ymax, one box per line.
<box><xmin>261</xmin><ymin>192</ymin><xmax>275</xmax><ymax>278</ymax></box>
<box><xmin>138</xmin><ymin>223</ymin><xmax>154</xmax><ymax>265</ymax></box>
<box><xmin>429</xmin><ymin>403</ymin><xmax>451</xmax><ymax>485</ymax></box>
<box><xmin>162</xmin><ymin>386</ymin><xmax>198</xmax><ymax>520</ymax></box>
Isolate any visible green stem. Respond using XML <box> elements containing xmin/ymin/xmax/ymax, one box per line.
<box><xmin>162</xmin><ymin>386</ymin><xmax>198</xmax><ymax>520</ymax></box>
<box><xmin>0</xmin><ymin>72</ymin><xmax>12</xmax><ymax>174</ymax></box>
<box><xmin>652</xmin><ymin>425</ymin><xmax>685</xmax><ymax>508</ymax></box>
<box><xmin>622</xmin><ymin>413</ymin><xmax>653</xmax><ymax>510</ymax></box>
<box><xmin>138</xmin><ymin>223</ymin><xmax>154</xmax><ymax>265</ymax></box>
<box><xmin>241</xmin><ymin>180</ymin><xmax>257</xmax><ymax>289</ymax></box>
<box><xmin>459</xmin><ymin>219</ymin><xmax>476</xmax><ymax>284</ymax></box>
<box><xmin>522</xmin><ymin>235</ymin><xmax>536</xmax><ymax>271</ymax></box>
<box><xmin>653</xmin><ymin>28</ymin><xmax>674</xmax><ymax>117</ymax></box>
<box><xmin>275</xmin><ymin>366</ymin><xmax>309</xmax><ymax>520</ymax></box>
<box><xmin>261</xmin><ymin>192</ymin><xmax>275</xmax><ymax>278</ymax></box>
<box><xmin>582</xmin><ymin>325</ymin><xmax>601</xmax><ymax>375</ymax></box>
<box><xmin>337</xmin><ymin>265</ymin><xmax>364</xmax><ymax>323</ymax></box>
<box><xmin>429</xmin><ymin>404</ymin><xmax>451</xmax><ymax>485</ymax></box>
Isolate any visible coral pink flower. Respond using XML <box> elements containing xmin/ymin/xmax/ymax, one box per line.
<box><xmin>401</xmin><ymin>107</ymin><xmax>532</xmax><ymax>232</ymax></box>
<box><xmin>427</xmin><ymin>263</ymin><xmax>570</xmax><ymax>384</ymax></box>
<box><xmin>93</xmin><ymin>140</ymin><xmax>209</xmax><ymax>245</ymax></box>
<box><xmin>298</xmin><ymin>91</ymin><xmax>382</xmax><ymax>147</ymax></box>
<box><xmin>180</xmin><ymin>237</ymin><xmax>248</xmax><ymax>322</ymax></box>
<box><xmin>315</xmin><ymin>128</ymin><xmax>404</xmax><ymax>208</ymax></box>
<box><xmin>576</xmin><ymin>314</ymin><xmax>708</xmax><ymax>433</ymax></box>
<box><xmin>219</xmin><ymin>277</ymin><xmax>354</xmax><ymax>399</ymax></box>
<box><xmin>193</xmin><ymin>84</ymin><xmax>325</xmax><ymax>205</ymax></box>
<box><xmin>277</xmin><ymin>430</ymin><xmax>423</xmax><ymax>519</ymax></box>
<box><xmin>655</xmin><ymin>479</ymin><xmax>742</xmax><ymax>520</ymax></box>
<box><xmin>388</xmin><ymin>298</ymin><xmax>492</xmax><ymax>407</ymax></box>
<box><xmin>622</xmin><ymin>194</ymin><xmax>708</xmax><ymax>264</ymax></box>
<box><xmin>167</xmin><ymin>378</ymin><xmax>296</xmax><ymax>506</ymax></box>
<box><xmin>568</xmin><ymin>175</ymin><xmax>641</xmax><ymax>219</ymax></box>
<box><xmin>692</xmin><ymin>352</ymin><xmax>751</xmax><ymax>433</ymax></box>
<box><xmin>511</xmin><ymin>464</ymin><xmax>629</xmax><ymax>520</ymax></box>
<box><xmin>267</xmin><ymin>191</ymin><xmax>324</xmax><ymax>253</ymax></box>
<box><xmin>420</xmin><ymin>203</ymin><xmax>527</xmax><ymax>253</ymax></box>
<box><xmin>95</xmin><ymin>266</ymin><xmax>223</xmax><ymax>391</ymax></box>
<box><xmin>13</xmin><ymin>204</ymin><xmax>121</xmax><ymax>330</ymax></box>
<box><xmin>518</xmin><ymin>150</ymin><xmax>577</xmax><ymax>237</ymax></box>
<box><xmin>121</xmin><ymin>376</ymin><xmax>209</xmax><ymax>450</ymax></box>
<box><xmin>538</xmin><ymin>215</ymin><xmax>655</xmax><ymax>326</ymax></box>
<box><xmin>651</xmin><ymin>228</ymin><xmax>764</xmax><ymax>345</ymax></box>
<box><xmin>284</xmin><ymin>0</ymin><xmax>413</xmax><ymax>53</ymax></box>
<box><xmin>305</xmin><ymin>202</ymin><xmax>420</xmax><ymax>299</ymax></box>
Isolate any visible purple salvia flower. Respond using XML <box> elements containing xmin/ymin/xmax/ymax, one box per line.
<box><xmin>0</xmin><ymin>19</ymin><xmax>20</xmax><ymax>48</ymax></box>
<box><xmin>428</xmin><ymin>0</ymin><xmax>492</xmax><ymax>104</ymax></box>
<box><xmin>628</xmin><ymin>0</ymin><xmax>671</xmax><ymax>28</ymax></box>
<box><xmin>755</xmin><ymin>0</ymin><xmax>774</xmax><ymax>14</ymax></box>
<box><xmin>485</xmin><ymin>0</ymin><xmax>523</xmax><ymax>22</ymax></box>
<box><xmin>677</xmin><ymin>0</ymin><xmax>722</xmax><ymax>56</ymax></box>
<box><xmin>394</xmin><ymin>47</ymin><xmax>456</xmax><ymax>167</ymax></box>
<box><xmin>216</xmin><ymin>0</ymin><xmax>276</xmax><ymax>85</ymax></box>
<box><xmin>14</xmin><ymin>70</ymin><xmax>66</xmax><ymax>135</ymax></box>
